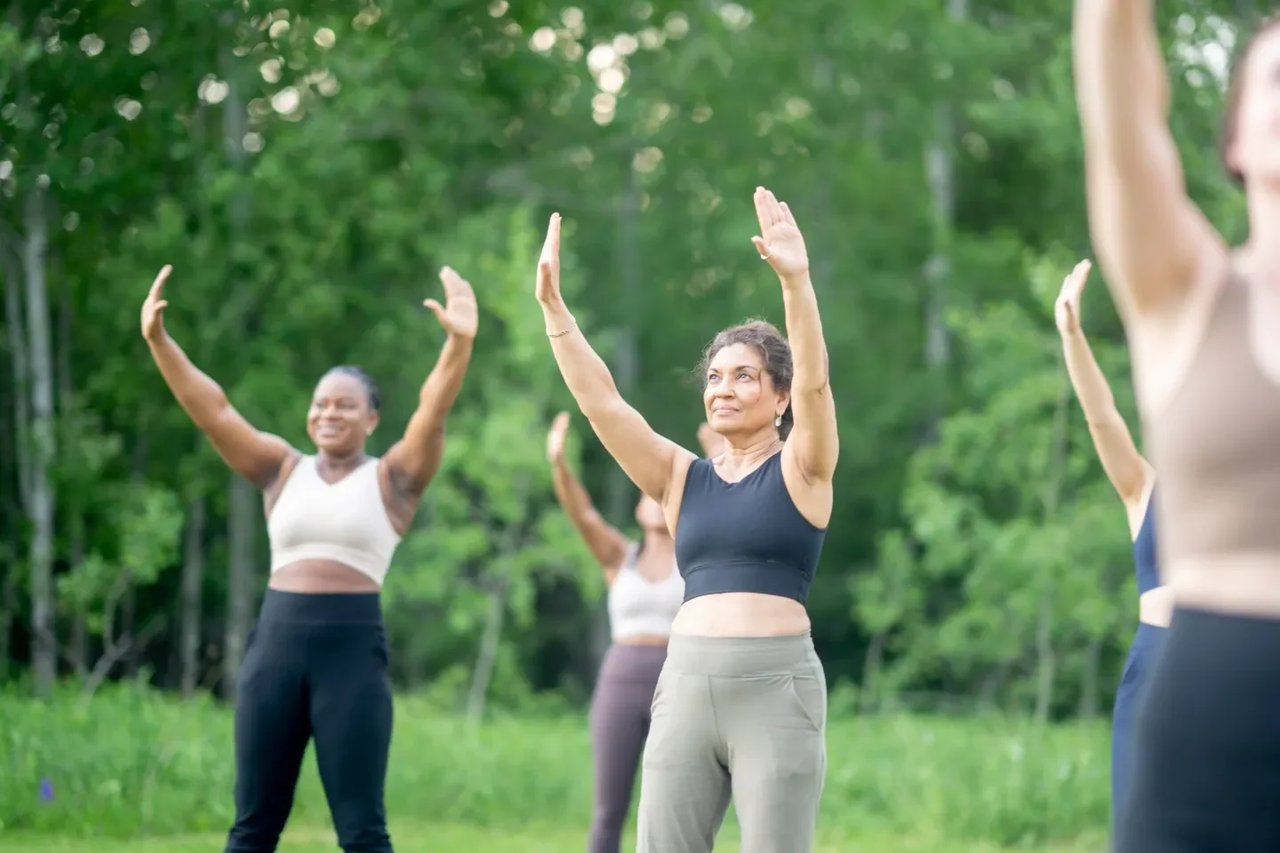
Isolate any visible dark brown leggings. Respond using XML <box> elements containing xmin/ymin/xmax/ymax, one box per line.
<box><xmin>588</xmin><ymin>642</ymin><xmax>667</xmax><ymax>853</ymax></box>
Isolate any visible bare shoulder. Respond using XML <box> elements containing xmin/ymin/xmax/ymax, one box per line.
<box><xmin>661</xmin><ymin>451</ymin><xmax>698</xmax><ymax>537</ymax></box>
<box><xmin>262</xmin><ymin>451</ymin><xmax>305</xmax><ymax>517</ymax></box>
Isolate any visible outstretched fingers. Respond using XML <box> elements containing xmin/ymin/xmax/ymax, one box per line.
<box><xmin>541</xmin><ymin>213</ymin><xmax>561</xmax><ymax>265</ymax></box>
<box><xmin>755</xmin><ymin>186</ymin><xmax>787</xmax><ymax>227</ymax></box>
<box><xmin>1062</xmin><ymin>258</ymin><xmax>1092</xmax><ymax>301</ymax></box>
<box><xmin>779</xmin><ymin>200</ymin><xmax>798</xmax><ymax>228</ymax></box>
<box><xmin>439</xmin><ymin>265</ymin><xmax>475</xmax><ymax>301</ymax></box>
<box><xmin>148</xmin><ymin>264</ymin><xmax>172</xmax><ymax>300</ymax></box>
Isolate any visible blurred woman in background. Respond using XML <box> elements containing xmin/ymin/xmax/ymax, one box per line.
<box><xmin>546</xmin><ymin>414</ymin><xmax>721</xmax><ymax>853</ymax></box>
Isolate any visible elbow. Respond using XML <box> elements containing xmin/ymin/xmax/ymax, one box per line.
<box><xmin>197</xmin><ymin>394</ymin><xmax>234</xmax><ymax>431</ymax></box>
<box><xmin>792</xmin><ymin>377</ymin><xmax>831</xmax><ymax>399</ymax></box>
<box><xmin>579</xmin><ymin>391</ymin><xmax>625</xmax><ymax>423</ymax></box>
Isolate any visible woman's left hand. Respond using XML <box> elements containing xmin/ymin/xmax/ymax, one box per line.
<box><xmin>425</xmin><ymin>266</ymin><xmax>479</xmax><ymax>340</ymax></box>
<box><xmin>751</xmin><ymin>186</ymin><xmax>809</xmax><ymax>281</ymax></box>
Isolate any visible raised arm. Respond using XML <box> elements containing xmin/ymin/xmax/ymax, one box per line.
<box><xmin>534</xmin><ymin>214</ymin><xmax>694</xmax><ymax>508</ymax></box>
<box><xmin>382</xmin><ymin>267</ymin><xmax>477</xmax><ymax>500</ymax></box>
<box><xmin>751</xmin><ymin>188</ymin><xmax>838</xmax><ymax>489</ymax></box>
<box><xmin>1073</xmin><ymin>0</ymin><xmax>1224</xmax><ymax>318</ymax></box>
<box><xmin>546</xmin><ymin>412</ymin><xmax>630</xmax><ymax>582</ymax></box>
<box><xmin>141</xmin><ymin>265</ymin><xmax>294</xmax><ymax>490</ymax></box>
<box><xmin>1055</xmin><ymin>259</ymin><xmax>1154</xmax><ymax>508</ymax></box>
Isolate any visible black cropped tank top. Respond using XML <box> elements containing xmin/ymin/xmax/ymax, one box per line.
<box><xmin>674</xmin><ymin>452</ymin><xmax>827</xmax><ymax>604</ymax></box>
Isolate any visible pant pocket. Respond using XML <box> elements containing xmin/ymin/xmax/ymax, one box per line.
<box><xmin>785</xmin><ymin>672</ymin><xmax>827</xmax><ymax>733</ymax></box>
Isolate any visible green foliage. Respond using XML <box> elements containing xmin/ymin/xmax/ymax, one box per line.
<box><xmin>0</xmin><ymin>0</ymin><xmax>1249</xmax><ymax>715</ymax></box>
<box><xmin>858</xmin><ymin>252</ymin><xmax>1141</xmax><ymax>713</ymax></box>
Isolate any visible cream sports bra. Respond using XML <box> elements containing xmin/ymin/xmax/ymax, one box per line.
<box><xmin>267</xmin><ymin>456</ymin><xmax>402</xmax><ymax>586</ymax></box>
<box><xmin>606</xmin><ymin>544</ymin><xmax>684</xmax><ymax>640</ymax></box>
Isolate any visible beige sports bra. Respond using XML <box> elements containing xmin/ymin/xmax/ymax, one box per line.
<box><xmin>1149</xmin><ymin>272</ymin><xmax>1280</xmax><ymax>565</ymax></box>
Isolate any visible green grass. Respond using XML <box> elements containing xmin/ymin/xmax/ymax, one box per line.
<box><xmin>2</xmin><ymin>822</ymin><xmax>1105</xmax><ymax>852</ymax></box>
<box><xmin>0</xmin><ymin>684</ymin><xmax>1111</xmax><ymax>849</ymax></box>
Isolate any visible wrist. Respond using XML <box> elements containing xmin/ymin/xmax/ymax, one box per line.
<box><xmin>446</xmin><ymin>329</ymin><xmax>477</xmax><ymax>347</ymax></box>
<box><xmin>542</xmin><ymin>308</ymin><xmax>576</xmax><ymax>336</ymax></box>
<box><xmin>779</xmin><ymin>270</ymin><xmax>813</xmax><ymax>289</ymax></box>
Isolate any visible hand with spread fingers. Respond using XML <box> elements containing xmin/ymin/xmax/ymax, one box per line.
<box><xmin>425</xmin><ymin>266</ymin><xmax>479</xmax><ymax>340</ymax></box>
<box><xmin>751</xmin><ymin>186</ymin><xmax>810</xmax><ymax>282</ymax></box>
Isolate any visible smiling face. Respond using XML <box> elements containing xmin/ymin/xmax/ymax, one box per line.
<box><xmin>306</xmin><ymin>370</ymin><xmax>379</xmax><ymax>455</ymax></box>
<box><xmin>1223</xmin><ymin>19</ymin><xmax>1280</xmax><ymax>188</ymax></box>
<box><xmin>703</xmin><ymin>342</ymin><xmax>789</xmax><ymax>439</ymax></box>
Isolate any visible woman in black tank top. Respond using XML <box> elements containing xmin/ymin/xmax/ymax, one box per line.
<box><xmin>534</xmin><ymin>187</ymin><xmax>838</xmax><ymax>853</ymax></box>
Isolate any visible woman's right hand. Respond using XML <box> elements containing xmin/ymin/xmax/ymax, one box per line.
<box><xmin>546</xmin><ymin>411</ymin><xmax>570</xmax><ymax>464</ymax></box>
<box><xmin>1054</xmin><ymin>258</ymin><xmax>1091</xmax><ymax>337</ymax></box>
<box><xmin>140</xmin><ymin>265</ymin><xmax>173</xmax><ymax>343</ymax></box>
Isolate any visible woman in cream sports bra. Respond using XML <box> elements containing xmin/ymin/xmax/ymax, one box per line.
<box><xmin>1075</xmin><ymin>5</ymin><xmax>1280</xmax><ymax>848</ymax></box>
<box><xmin>545</xmin><ymin>414</ymin><xmax>721</xmax><ymax>853</ymax></box>
<box><xmin>140</xmin><ymin>264</ymin><xmax>478</xmax><ymax>852</ymax></box>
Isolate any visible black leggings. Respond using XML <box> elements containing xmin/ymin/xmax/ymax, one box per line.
<box><xmin>225</xmin><ymin>590</ymin><xmax>393</xmax><ymax>853</ymax></box>
<box><xmin>588</xmin><ymin>642</ymin><xmax>667</xmax><ymax>853</ymax></box>
<box><xmin>1117</xmin><ymin>608</ymin><xmax>1280</xmax><ymax>852</ymax></box>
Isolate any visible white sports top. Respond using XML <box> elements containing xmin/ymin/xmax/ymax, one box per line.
<box><xmin>607</xmin><ymin>544</ymin><xmax>684</xmax><ymax>640</ymax></box>
<box><xmin>267</xmin><ymin>456</ymin><xmax>402</xmax><ymax>586</ymax></box>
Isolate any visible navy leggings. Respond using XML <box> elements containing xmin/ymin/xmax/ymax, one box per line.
<box><xmin>588</xmin><ymin>642</ymin><xmax>667</xmax><ymax>853</ymax></box>
<box><xmin>225</xmin><ymin>590</ymin><xmax>393</xmax><ymax>852</ymax></box>
<box><xmin>1111</xmin><ymin>622</ymin><xmax>1166</xmax><ymax>834</ymax></box>
<box><xmin>1117</xmin><ymin>608</ymin><xmax>1280</xmax><ymax>852</ymax></box>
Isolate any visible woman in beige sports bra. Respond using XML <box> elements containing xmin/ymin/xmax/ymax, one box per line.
<box><xmin>140</xmin><ymin>264</ymin><xmax>477</xmax><ymax>852</ymax></box>
<box><xmin>1075</xmin><ymin>5</ymin><xmax>1280</xmax><ymax>848</ymax></box>
<box><xmin>546</xmin><ymin>414</ymin><xmax>721</xmax><ymax>853</ymax></box>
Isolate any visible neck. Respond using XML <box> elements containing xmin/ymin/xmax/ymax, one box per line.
<box><xmin>317</xmin><ymin>448</ymin><xmax>369</xmax><ymax>470</ymax></box>
<box><xmin>640</xmin><ymin>529</ymin><xmax>674</xmax><ymax>552</ymax></box>
<box><xmin>722</xmin><ymin>431</ymin><xmax>782</xmax><ymax>463</ymax></box>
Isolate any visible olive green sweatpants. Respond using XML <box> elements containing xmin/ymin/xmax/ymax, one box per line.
<box><xmin>635</xmin><ymin>633</ymin><xmax>826</xmax><ymax>853</ymax></box>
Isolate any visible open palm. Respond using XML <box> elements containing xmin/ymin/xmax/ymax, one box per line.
<box><xmin>751</xmin><ymin>187</ymin><xmax>809</xmax><ymax>279</ymax></box>
<box><xmin>546</xmin><ymin>411</ymin><xmax>570</xmax><ymax>463</ymax></box>
<box><xmin>426</xmin><ymin>267</ymin><xmax>478</xmax><ymax>340</ymax></box>
<box><xmin>1055</xmin><ymin>259</ymin><xmax>1092</xmax><ymax>336</ymax></box>
<box><xmin>140</xmin><ymin>265</ymin><xmax>172</xmax><ymax>343</ymax></box>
